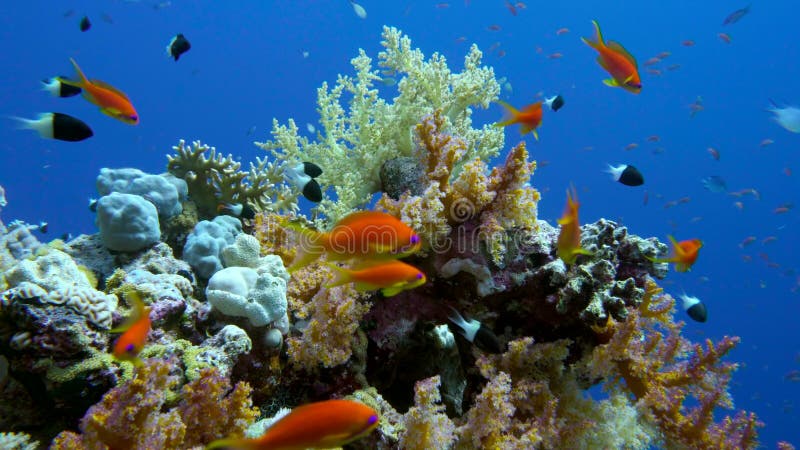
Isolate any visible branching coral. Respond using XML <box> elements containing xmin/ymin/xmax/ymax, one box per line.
<box><xmin>50</xmin><ymin>359</ymin><xmax>258</xmax><ymax>450</ymax></box>
<box><xmin>588</xmin><ymin>279</ymin><xmax>762</xmax><ymax>449</ymax></box>
<box><xmin>285</xmin><ymin>284</ymin><xmax>371</xmax><ymax>370</ymax></box>
<box><xmin>378</xmin><ymin>110</ymin><xmax>539</xmax><ymax>265</ymax></box>
<box><xmin>167</xmin><ymin>139</ymin><xmax>298</xmax><ymax>218</ymax></box>
<box><xmin>398</xmin><ymin>375</ymin><xmax>457</xmax><ymax>450</ymax></box>
<box><xmin>257</xmin><ymin>26</ymin><xmax>503</xmax><ymax>223</ymax></box>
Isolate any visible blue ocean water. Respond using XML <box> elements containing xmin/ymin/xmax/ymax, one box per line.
<box><xmin>0</xmin><ymin>0</ymin><xmax>797</xmax><ymax>446</ymax></box>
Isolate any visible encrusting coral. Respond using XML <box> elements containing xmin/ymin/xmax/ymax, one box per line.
<box><xmin>167</xmin><ymin>139</ymin><xmax>298</xmax><ymax>218</ymax></box>
<box><xmin>257</xmin><ymin>26</ymin><xmax>504</xmax><ymax>224</ymax></box>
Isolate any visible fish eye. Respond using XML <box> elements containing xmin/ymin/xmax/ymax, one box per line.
<box><xmin>367</xmin><ymin>415</ymin><xmax>378</xmax><ymax>425</ymax></box>
<box><xmin>410</xmin><ymin>235</ymin><xmax>420</xmax><ymax>244</ymax></box>
<box><xmin>415</xmin><ymin>273</ymin><xmax>423</xmax><ymax>279</ymax></box>
<box><xmin>125</xmin><ymin>343</ymin><xmax>136</xmax><ymax>353</ymax></box>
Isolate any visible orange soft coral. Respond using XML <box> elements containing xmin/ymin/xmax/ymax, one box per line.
<box><xmin>589</xmin><ymin>279</ymin><xmax>762</xmax><ymax>449</ymax></box>
<box><xmin>379</xmin><ymin>110</ymin><xmax>539</xmax><ymax>264</ymax></box>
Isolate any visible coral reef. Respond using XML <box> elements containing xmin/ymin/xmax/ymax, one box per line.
<box><xmin>50</xmin><ymin>359</ymin><xmax>259</xmax><ymax>450</ymax></box>
<box><xmin>167</xmin><ymin>139</ymin><xmax>298</xmax><ymax>219</ymax></box>
<box><xmin>257</xmin><ymin>26</ymin><xmax>504</xmax><ymax>223</ymax></box>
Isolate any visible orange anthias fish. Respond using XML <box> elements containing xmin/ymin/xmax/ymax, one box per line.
<box><xmin>557</xmin><ymin>187</ymin><xmax>593</xmax><ymax>265</ymax></box>
<box><xmin>206</xmin><ymin>399</ymin><xmax>379</xmax><ymax>450</ymax></box>
<box><xmin>495</xmin><ymin>100</ymin><xmax>543</xmax><ymax>140</ymax></box>
<box><xmin>648</xmin><ymin>235</ymin><xmax>703</xmax><ymax>272</ymax></box>
<box><xmin>284</xmin><ymin>211</ymin><xmax>421</xmax><ymax>272</ymax></box>
<box><xmin>327</xmin><ymin>260</ymin><xmax>427</xmax><ymax>297</ymax></box>
<box><xmin>582</xmin><ymin>20</ymin><xmax>642</xmax><ymax>94</ymax></box>
<box><xmin>111</xmin><ymin>292</ymin><xmax>151</xmax><ymax>365</ymax></box>
<box><xmin>58</xmin><ymin>58</ymin><xmax>139</xmax><ymax>124</ymax></box>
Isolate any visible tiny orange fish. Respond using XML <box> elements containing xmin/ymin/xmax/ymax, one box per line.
<box><xmin>504</xmin><ymin>0</ymin><xmax>517</xmax><ymax>15</ymax></box>
<box><xmin>435</xmin><ymin>2</ymin><xmax>450</xmax><ymax>8</ymax></box>
<box><xmin>762</xmin><ymin>236</ymin><xmax>778</xmax><ymax>244</ymax></box>
<box><xmin>557</xmin><ymin>187</ymin><xmax>593</xmax><ymax>265</ymax></box>
<box><xmin>648</xmin><ymin>236</ymin><xmax>703</xmax><ymax>272</ymax></box>
<box><xmin>111</xmin><ymin>292</ymin><xmax>151</xmax><ymax>365</ymax></box>
<box><xmin>624</xmin><ymin>142</ymin><xmax>639</xmax><ymax>151</ymax></box>
<box><xmin>733</xmin><ymin>201</ymin><xmax>744</xmax><ymax>210</ymax></box>
<box><xmin>707</xmin><ymin>147</ymin><xmax>720</xmax><ymax>160</ymax></box>
<box><xmin>556</xmin><ymin>27</ymin><xmax>570</xmax><ymax>35</ymax></box>
<box><xmin>547</xmin><ymin>52</ymin><xmax>563</xmax><ymax>59</ymax></box>
<box><xmin>656</xmin><ymin>51</ymin><xmax>671</xmax><ymax>59</ymax></box>
<box><xmin>646</xmin><ymin>69</ymin><xmax>662</xmax><ymax>76</ymax></box>
<box><xmin>582</xmin><ymin>20</ymin><xmax>641</xmax><ymax>94</ymax></box>
<box><xmin>760</xmin><ymin>138</ymin><xmax>774</xmax><ymax>147</ymax></box>
<box><xmin>681</xmin><ymin>40</ymin><xmax>695</xmax><ymax>47</ymax></box>
<box><xmin>207</xmin><ymin>399</ymin><xmax>379</xmax><ymax>450</ymax></box>
<box><xmin>718</xmin><ymin>32</ymin><xmax>732</xmax><ymax>44</ymax></box>
<box><xmin>666</xmin><ymin>63</ymin><xmax>681</xmax><ymax>71</ymax></box>
<box><xmin>643</xmin><ymin>57</ymin><xmax>661</xmax><ymax>66</ymax></box>
<box><xmin>495</xmin><ymin>100</ymin><xmax>543</xmax><ymax>140</ymax></box>
<box><xmin>646</xmin><ymin>135</ymin><xmax>660</xmax><ymax>142</ymax></box>
<box><xmin>284</xmin><ymin>211</ymin><xmax>422</xmax><ymax>272</ymax></box>
<box><xmin>487</xmin><ymin>24</ymin><xmax>502</xmax><ymax>31</ymax></box>
<box><xmin>497</xmin><ymin>49</ymin><xmax>507</xmax><ymax>58</ymax></box>
<box><xmin>57</xmin><ymin>58</ymin><xmax>139</xmax><ymax>124</ymax></box>
<box><xmin>327</xmin><ymin>260</ymin><xmax>426</xmax><ymax>297</ymax></box>
<box><xmin>784</xmin><ymin>167</ymin><xmax>792</xmax><ymax>176</ymax></box>
<box><xmin>739</xmin><ymin>236</ymin><xmax>757</xmax><ymax>248</ymax></box>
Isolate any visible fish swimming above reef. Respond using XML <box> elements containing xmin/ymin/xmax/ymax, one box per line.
<box><xmin>282</xmin><ymin>211</ymin><xmax>422</xmax><ymax>272</ymax></box>
<box><xmin>680</xmin><ymin>293</ymin><xmax>707</xmax><ymax>323</ymax></box>
<box><xmin>57</xmin><ymin>58</ymin><xmax>139</xmax><ymax>125</ymax></box>
<box><xmin>42</xmin><ymin>76</ymin><xmax>82</xmax><ymax>97</ymax></box>
<box><xmin>166</xmin><ymin>33</ymin><xmax>191</xmax><ymax>61</ymax></box>
<box><xmin>283</xmin><ymin>161</ymin><xmax>323</xmax><ymax>202</ymax></box>
<box><xmin>647</xmin><ymin>235</ymin><xmax>703</xmax><ymax>272</ymax></box>
<box><xmin>111</xmin><ymin>291</ymin><xmax>151</xmax><ymax>366</ymax></box>
<box><xmin>767</xmin><ymin>100</ymin><xmax>800</xmax><ymax>133</ymax></box>
<box><xmin>702</xmin><ymin>175</ymin><xmax>727</xmax><ymax>193</ymax></box>
<box><xmin>327</xmin><ymin>260</ymin><xmax>426</xmax><ymax>297</ymax></box>
<box><xmin>206</xmin><ymin>399</ymin><xmax>379</xmax><ymax>450</ymax></box>
<box><xmin>448</xmin><ymin>307</ymin><xmax>504</xmax><ymax>353</ymax></box>
<box><xmin>723</xmin><ymin>4</ymin><xmax>750</xmax><ymax>26</ymax></box>
<box><xmin>543</xmin><ymin>94</ymin><xmax>565</xmax><ymax>112</ymax></box>
<box><xmin>582</xmin><ymin>20</ymin><xmax>642</xmax><ymax>94</ymax></box>
<box><xmin>494</xmin><ymin>100</ymin><xmax>543</xmax><ymax>139</ymax></box>
<box><xmin>79</xmin><ymin>15</ymin><xmax>91</xmax><ymax>32</ymax></box>
<box><xmin>606</xmin><ymin>164</ymin><xmax>644</xmax><ymax>186</ymax></box>
<box><xmin>557</xmin><ymin>187</ymin><xmax>593</xmax><ymax>265</ymax></box>
<box><xmin>11</xmin><ymin>112</ymin><xmax>94</xmax><ymax>142</ymax></box>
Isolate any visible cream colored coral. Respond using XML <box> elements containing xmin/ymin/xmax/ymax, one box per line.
<box><xmin>46</xmin><ymin>285</ymin><xmax>118</xmax><ymax>330</ymax></box>
<box><xmin>257</xmin><ymin>26</ymin><xmax>503</xmax><ymax>225</ymax></box>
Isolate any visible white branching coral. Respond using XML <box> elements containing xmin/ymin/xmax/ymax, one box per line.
<box><xmin>257</xmin><ymin>26</ymin><xmax>504</xmax><ymax>224</ymax></box>
<box><xmin>167</xmin><ymin>140</ymin><xmax>298</xmax><ymax>218</ymax></box>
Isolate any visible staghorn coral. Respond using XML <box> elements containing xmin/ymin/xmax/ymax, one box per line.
<box><xmin>588</xmin><ymin>279</ymin><xmax>762</xmax><ymax>449</ymax></box>
<box><xmin>257</xmin><ymin>26</ymin><xmax>503</xmax><ymax>223</ymax></box>
<box><xmin>379</xmin><ymin>110</ymin><xmax>539</xmax><ymax>265</ymax></box>
<box><xmin>50</xmin><ymin>359</ymin><xmax>258</xmax><ymax>450</ymax></box>
<box><xmin>167</xmin><ymin>139</ymin><xmax>298</xmax><ymax>218</ymax></box>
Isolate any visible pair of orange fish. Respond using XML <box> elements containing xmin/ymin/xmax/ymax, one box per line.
<box><xmin>495</xmin><ymin>20</ymin><xmax>641</xmax><ymax>139</ymax></box>
<box><xmin>284</xmin><ymin>211</ymin><xmax>426</xmax><ymax>296</ymax></box>
<box><xmin>556</xmin><ymin>188</ymin><xmax>702</xmax><ymax>273</ymax></box>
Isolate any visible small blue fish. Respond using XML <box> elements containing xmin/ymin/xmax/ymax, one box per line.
<box><xmin>701</xmin><ymin>176</ymin><xmax>727</xmax><ymax>193</ymax></box>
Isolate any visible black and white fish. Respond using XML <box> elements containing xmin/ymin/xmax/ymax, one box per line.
<box><xmin>12</xmin><ymin>113</ymin><xmax>94</xmax><ymax>142</ymax></box>
<box><xmin>79</xmin><ymin>16</ymin><xmax>91</xmax><ymax>32</ymax></box>
<box><xmin>543</xmin><ymin>94</ymin><xmax>565</xmax><ymax>112</ymax></box>
<box><xmin>680</xmin><ymin>293</ymin><xmax>707</xmax><ymax>323</ymax></box>
<box><xmin>42</xmin><ymin>76</ymin><xmax>82</xmax><ymax>97</ymax></box>
<box><xmin>284</xmin><ymin>162</ymin><xmax>323</xmax><ymax>203</ymax></box>
<box><xmin>218</xmin><ymin>202</ymin><xmax>256</xmax><ymax>220</ymax></box>
<box><xmin>607</xmin><ymin>164</ymin><xmax>644</xmax><ymax>186</ymax></box>
<box><xmin>448</xmin><ymin>307</ymin><xmax>504</xmax><ymax>354</ymax></box>
<box><xmin>166</xmin><ymin>33</ymin><xmax>191</xmax><ymax>61</ymax></box>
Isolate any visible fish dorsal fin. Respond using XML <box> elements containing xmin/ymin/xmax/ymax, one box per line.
<box><xmin>606</xmin><ymin>41</ymin><xmax>638</xmax><ymax>68</ymax></box>
<box><xmin>89</xmin><ymin>79</ymin><xmax>132</xmax><ymax>101</ymax></box>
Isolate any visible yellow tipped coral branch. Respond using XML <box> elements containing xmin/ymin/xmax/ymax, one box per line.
<box><xmin>590</xmin><ymin>278</ymin><xmax>762</xmax><ymax>449</ymax></box>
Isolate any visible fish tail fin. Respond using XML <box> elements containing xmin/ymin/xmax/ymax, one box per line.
<box><xmin>325</xmin><ymin>263</ymin><xmax>353</xmax><ymax>288</ymax></box>
<box><xmin>532</xmin><ymin>128</ymin><xmax>539</xmax><ymax>140</ymax></box>
<box><xmin>69</xmin><ymin>58</ymin><xmax>89</xmax><ymax>86</ymax></box>
<box><xmin>282</xmin><ymin>218</ymin><xmax>326</xmax><ymax>273</ymax></box>
<box><xmin>494</xmin><ymin>100</ymin><xmax>520</xmax><ymax>127</ymax></box>
<box><xmin>8</xmin><ymin>113</ymin><xmax>51</xmax><ymax>137</ymax></box>
<box><xmin>581</xmin><ymin>20</ymin><xmax>604</xmax><ymax>49</ymax></box>
<box><xmin>110</xmin><ymin>291</ymin><xmax>145</xmax><ymax>333</ymax></box>
<box><xmin>205</xmin><ymin>438</ymin><xmax>256</xmax><ymax>450</ymax></box>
